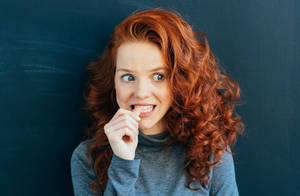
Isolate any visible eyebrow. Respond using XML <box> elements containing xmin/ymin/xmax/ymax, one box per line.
<box><xmin>116</xmin><ymin>67</ymin><xmax>167</xmax><ymax>72</ymax></box>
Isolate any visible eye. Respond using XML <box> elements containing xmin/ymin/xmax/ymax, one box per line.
<box><xmin>121</xmin><ymin>74</ymin><xmax>134</xmax><ymax>82</ymax></box>
<box><xmin>153</xmin><ymin>73</ymin><xmax>165</xmax><ymax>81</ymax></box>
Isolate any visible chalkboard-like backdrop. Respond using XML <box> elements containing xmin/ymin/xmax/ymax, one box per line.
<box><xmin>0</xmin><ymin>0</ymin><xmax>299</xmax><ymax>195</ymax></box>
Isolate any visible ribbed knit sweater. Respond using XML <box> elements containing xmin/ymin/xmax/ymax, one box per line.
<box><xmin>71</xmin><ymin>130</ymin><xmax>239</xmax><ymax>196</ymax></box>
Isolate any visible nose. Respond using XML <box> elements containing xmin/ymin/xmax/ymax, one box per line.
<box><xmin>134</xmin><ymin>78</ymin><xmax>151</xmax><ymax>99</ymax></box>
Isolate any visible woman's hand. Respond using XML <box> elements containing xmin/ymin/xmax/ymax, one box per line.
<box><xmin>104</xmin><ymin>107</ymin><xmax>141</xmax><ymax>160</ymax></box>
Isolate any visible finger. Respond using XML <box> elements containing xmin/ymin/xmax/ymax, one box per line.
<box><xmin>119</xmin><ymin>128</ymin><xmax>136</xmax><ymax>143</ymax></box>
<box><xmin>132</xmin><ymin>107</ymin><xmax>142</xmax><ymax>119</ymax></box>
<box><xmin>114</xmin><ymin>108</ymin><xmax>141</xmax><ymax>122</ymax></box>
<box><xmin>110</xmin><ymin>108</ymin><xmax>124</xmax><ymax>122</ymax></box>
<box><xmin>108</xmin><ymin>119</ymin><xmax>139</xmax><ymax>137</ymax></box>
<box><xmin>112</xmin><ymin>115</ymin><xmax>139</xmax><ymax>130</ymax></box>
<box><xmin>105</xmin><ymin>124</ymin><xmax>137</xmax><ymax>142</ymax></box>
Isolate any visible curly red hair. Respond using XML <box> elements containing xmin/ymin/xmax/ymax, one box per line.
<box><xmin>81</xmin><ymin>8</ymin><xmax>244</xmax><ymax>194</ymax></box>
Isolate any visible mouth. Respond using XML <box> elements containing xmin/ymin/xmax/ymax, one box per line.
<box><xmin>130</xmin><ymin>105</ymin><xmax>156</xmax><ymax>113</ymax></box>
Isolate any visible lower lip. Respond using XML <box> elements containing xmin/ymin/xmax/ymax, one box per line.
<box><xmin>138</xmin><ymin>106</ymin><xmax>156</xmax><ymax>118</ymax></box>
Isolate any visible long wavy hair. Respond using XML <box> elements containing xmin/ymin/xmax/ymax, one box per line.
<box><xmin>81</xmin><ymin>8</ymin><xmax>244</xmax><ymax>194</ymax></box>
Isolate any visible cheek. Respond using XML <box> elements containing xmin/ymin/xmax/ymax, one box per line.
<box><xmin>114</xmin><ymin>81</ymin><xmax>123</xmax><ymax>105</ymax></box>
<box><xmin>162</xmin><ymin>85</ymin><xmax>172</xmax><ymax>100</ymax></box>
<box><xmin>115</xmin><ymin>84</ymin><xmax>131</xmax><ymax>105</ymax></box>
<box><xmin>157</xmin><ymin>86</ymin><xmax>172</xmax><ymax>105</ymax></box>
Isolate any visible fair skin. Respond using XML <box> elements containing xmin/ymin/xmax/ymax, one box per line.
<box><xmin>104</xmin><ymin>40</ymin><xmax>172</xmax><ymax>160</ymax></box>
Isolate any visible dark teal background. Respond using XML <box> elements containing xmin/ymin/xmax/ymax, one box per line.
<box><xmin>0</xmin><ymin>0</ymin><xmax>299</xmax><ymax>195</ymax></box>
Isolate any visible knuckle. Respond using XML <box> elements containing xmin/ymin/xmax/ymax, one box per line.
<box><xmin>119</xmin><ymin>108</ymin><xmax>126</xmax><ymax>114</ymax></box>
<box><xmin>122</xmin><ymin>116</ymin><xmax>131</xmax><ymax>126</ymax></box>
<box><xmin>104</xmin><ymin>128</ymin><xmax>108</xmax><ymax>135</ymax></box>
<box><xmin>118</xmin><ymin>112</ymin><xmax>125</xmax><ymax>118</ymax></box>
<box><xmin>120</xmin><ymin>115</ymin><xmax>127</xmax><ymax>121</ymax></box>
<box><xmin>124</xmin><ymin>127</ymin><xmax>132</xmax><ymax>134</ymax></box>
<box><xmin>125</xmin><ymin>125</ymin><xmax>130</xmax><ymax>131</ymax></box>
<box><xmin>104</xmin><ymin>124</ymin><xmax>110</xmax><ymax>134</ymax></box>
<box><xmin>124</xmin><ymin>116</ymin><xmax>131</xmax><ymax>124</ymax></box>
<box><xmin>131</xmin><ymin>119</ymin><xmax>138</xmax><ymax>127</ymax></box>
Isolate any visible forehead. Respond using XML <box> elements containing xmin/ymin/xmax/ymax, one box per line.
<box><xmin>116</xmin><ymin>41</ymin><xmax>166</xmax><ymax>71</ymax></box>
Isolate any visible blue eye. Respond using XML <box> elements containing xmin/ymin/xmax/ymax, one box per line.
<box><xmin>121</xmin><ymin>74</ymin><xmax>134</xmax><ymax>82</ymax></box>
<box><xmin>153</xmin><ymin>73</ymin><xmax>164</xmax><ymax>81</ymax></box>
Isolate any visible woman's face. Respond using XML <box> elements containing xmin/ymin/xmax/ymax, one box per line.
<box><xmin>114</xmin><ymin>41</ymin><xmax>172</xmax><ymax>135</ymax></box>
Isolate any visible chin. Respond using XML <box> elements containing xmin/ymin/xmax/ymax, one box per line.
<box><xmin>138</xmin><ymin>121</ymin><xmax>154</xmax><ymax>131</ymax></box>
<box><xmin>138</xmin><ymin>117</ymin><xmax>164</xmax><ymax>133</ymax></box>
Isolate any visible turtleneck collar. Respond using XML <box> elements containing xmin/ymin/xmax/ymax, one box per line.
<box><xmin>138</xmin><ymin>129</ymin><xmax>171</xmax><ymax>147</ymax></box>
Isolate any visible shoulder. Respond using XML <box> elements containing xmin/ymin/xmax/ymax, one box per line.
<box><xmin>70</xmin><ymin>139</ymin><xmax>99</xmax><ymax>195</ymax></box>
<box><xmin>208</xmin><ymin>146</ymin><xmax>237</xmax><ymax>187</ymax></box>
<box><xmin>209</xmin><ymin>146</ymin><xmax>239</xmax><ymax>194</ymax></box>
<box><xmin>210</xmin><ymin>146</ymin><xmax>235</xmax><ymax>167</ymax></box>
<box><xmin>213</xmin><ymin>148</ymin><xmax>236</xmax><ymax>182</ymax></box>
<box><xmin>71</xmin><ymin>139</ymin><xmax>93</xmax><ymax>170</ymax></box>
<box><xmin>72</xmin><ymin>139</ymin><xmax>92</xmax><ymax>159</ymax></box>
<box><xmin>220</xmin><ymin>146</ymin><xmax>235</xmax><ymax>165</ymax></box>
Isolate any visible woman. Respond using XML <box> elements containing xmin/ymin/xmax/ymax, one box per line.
<box><xmin>71</xmin><ymin>8</ymin><xmax>244</xmax><ymax>196</ymax></box>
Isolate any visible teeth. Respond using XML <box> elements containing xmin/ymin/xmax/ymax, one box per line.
<box><xmin>134</xmin><ymin>105</ymin><xmax>154</xmax><ymax>113</ymax></box>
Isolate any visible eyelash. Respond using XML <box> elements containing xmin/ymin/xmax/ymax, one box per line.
<box><xmin>121</xmin><ymin>73</ymin><xmax>165</xmax><ymax>82</ymax></box>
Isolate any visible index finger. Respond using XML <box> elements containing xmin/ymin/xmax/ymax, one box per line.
<box><xmin>112</xmin><ymin>108</ymin><xmax>141</xmax><ymax>122</ymax></box>
<box><xmin>132</xmin><ymin>107</ymin><xmax>142</xmax><ymax>120</ymax></box>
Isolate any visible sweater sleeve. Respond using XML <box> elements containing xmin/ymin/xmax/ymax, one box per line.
<box><xmin>209</xmin><ymin>146</ymin><xmax>239</xmax><ymax>196</ymax></box>
<box><xmin>104</xmin><ymin>154</ymin><xmax>141</xmax><ymax>196</ymax></box>
<box><xmin>70</xmin><ymin>141</ymin><xmax>141</xmax><ymax>196</ymax></box>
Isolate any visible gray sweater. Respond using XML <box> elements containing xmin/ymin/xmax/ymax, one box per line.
<box><xmin>71</xmin><ymin>130</ymin><xmax>239</xmax><ymax>196</ymax></box>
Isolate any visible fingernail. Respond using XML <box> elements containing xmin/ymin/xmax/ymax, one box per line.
<box><xmin>134</xmin><ymin>114</ymin><xmax>141</xmax><ymax>120</ymax></box>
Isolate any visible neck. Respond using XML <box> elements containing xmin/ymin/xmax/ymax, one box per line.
<box><xmin>139</xmin><ymin>119</ymin><xmax>167</xmax><ymax>135</ymax></box>
<box><xmin>140</xmin><ymin>129</ymin><xmax>166</xmax><ymax>135</ymax></box>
